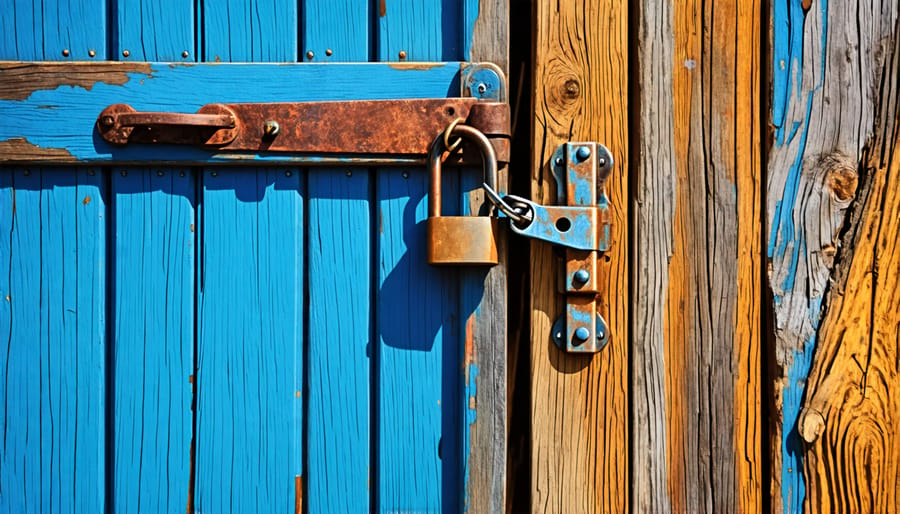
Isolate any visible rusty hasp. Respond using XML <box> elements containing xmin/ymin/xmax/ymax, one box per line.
<box><xmin>96</xmin><ymin>99</ymin><xmax>510</xmax><ymax>164</ymax></box>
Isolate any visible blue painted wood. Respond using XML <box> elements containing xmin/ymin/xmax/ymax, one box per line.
<box><xmin>194</xmin><ymin>169</ymin><xmax>304</xmax><ymax>512</ymax></box>
<box><xmin>376</xmin><ymin>170</ymin><xmax>461</xmax><ymax>513</ymax></box>
<box><xmin>111</xmin><ymin>169</ymin><xmax>194</xmax><ymax>512</ymax></box>
<box><xmin>202</xmin><ymin>0</ymin><xmax>298</xmax><ymax>62</ymax></box>
<box><xmin>301</xmin><ymin>0</ymin><xmax>370</xmax><ymax>62</ymax></box>
<box><xmin>0</xmin><ymin>62</ymin><xmax>465</xmax><ymax>165</ymax></box>
<box><xmin>0</xmin><ymin>169</ymin><xmax>107</xmax><ymax>514</ymax></box>
<box><xmin>303</xmin><ymin>6</ymin><xmax>373</xmax><ymax>512</ymax></box>
<box><xmin>377</xmin><ymin>0</ymin><xmax>460</xmax><ymax>61</ymax></box>
<box><xmin>116</xmin><ymin>0</ymin><xmax>194</xmax><ymax>61</ymax></box>
<box><xmin>0</xmin><ymin>0</ymin><xmax>107</xmax><ymax>60</ymax></box>
<box><xmin>307</xmin><ymin>170</ymin><xmax>372</xmax><ymax>512</ymax></box>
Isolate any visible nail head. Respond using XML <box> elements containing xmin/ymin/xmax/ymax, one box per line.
<box><xmin>122</xmin><ymin>50</ymin><xmax>130</xmax><ymax>57</ymax></box>
<box><xmin>88</xmin><ymin>49</ymin><xmax>96</xmax><ymax>58</ymax></box>
<box><xmin>306</xmin><ymin>50</ymin><xmax>314</xmax><ymax>59</ymax></box>
<box><xmin>325</xmin><ymin>48</ymin><xmax>333</xmax><ymax>56</ymax></box>
<box><xmin>398</xmin><ymin>50</ymin><xmax>407</xmax><ymax>59</ymax></box>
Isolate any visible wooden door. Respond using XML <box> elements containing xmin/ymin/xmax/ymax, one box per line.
<box><xmin>0</xmin><ymin>1</ymin><xmax>509</xmax><ymax>512</ymax></box>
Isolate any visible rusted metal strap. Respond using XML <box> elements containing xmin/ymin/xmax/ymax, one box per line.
<box><xmin>97</xmin><ymin>99</ymin><xmax>511</xmax><ymax>164</ymax></box>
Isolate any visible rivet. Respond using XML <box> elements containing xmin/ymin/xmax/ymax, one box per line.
<box><xmin>306</xmin><ymin>50</ymin><xmax>314</xmax><ymax>60</ymax></box>
<box><xmin>263</xmin><ymin>120</ymin><xmax>280</xmax><ymax>137</ymax></box>
<box><xmin>345</xmin><ymin>170</ymin><xmax>352</xmax><ymax>177</ymax></box>
<box><xmin>122</xmin><ymin>50</ymin><xmax>130</xmax><ymax>57</ymax></box>
<box><xmin>120</xmin><ymin>170</ymin><xmax>128</xmax><ymax>177</ymax></box>
<box><xmin>325</xmin><ymin>48</ymin><xmax>333</xmax><ymax>56</ymax></box>
<box><xmin>598</xmin><ymin>157</ymin><xmax>607</xmax><ymax>167</ymax></box>
<box><xmin>88</xmin><ymin>49</ymin><xmax>96</xmax><ymax>58</ymax></box>
<box><xmin>576</xmin><ymin>146</ymin><xmax>592</xmax><ymax>161</ymax></box>
<box><xmin>157</xmin><ymin>170</ymin><xmax>164</xmax><ymax>176</ymax></box>
<box><xmin>398</xmin><ymin>50</ymin><xmax>407</xmax><ymax>59</ymax></box>
<box><xmin>476</xmin><ymin>82</ymin><xmax>487</xmax><ymax>94</ymax></box>
<box><xmin>285</xmin><ymin>171</ymin><xmax>292</xmax><ymax>177</ymax></box>
<box><xmin>210</xmin><ymin>171</ymin><xmax>218</xmax><ymax>177</ymax></box>
<box><xmin>62</xmin><ymin>49</ymin><xmax>70</xmax><ymax>57</ymax></box>
<box><xmin>573</xmin><ymin>269</ymin><xmax>590</xmax><ymax>284</ymax></box>
<box><xmin>401</xmin><ymin>171</ymin><xmax>409</xmax><ymax>179</ymax></box>
<box><xmin>554</xmin><ymin>156</ymin><xmax>564</xmax><ymax>167</ymax></box>
<box><xmin>182</xmin><ymin>50</ymin><xmax>189</xmax><ymax>58</ymax></box>
<box><xmin>573</xmin><ymin>326</ymin><xmax>590</xmax><ymax>342</ymax></box>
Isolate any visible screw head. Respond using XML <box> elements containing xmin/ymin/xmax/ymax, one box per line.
<box><xmin>122</xmin><ymin>50</ymin><xmax>130</xmax><ymax>57</ymax></box>
<box><xmin>573</xmin><ymin>269</ymin><xmax>590</xmax><ymax>284</ymax></box>
<box><xmin>576</xmin><ymin>146</ymin><xmax>592</xmax><ymax>161</ymax></box>
<box><xmin>573</xmin><ymin>326</ymin><xmax>591</xmax><ymax>342</ymax></box>
<box><xmin>263</xmin><ymin>120</ymin><xmax>280</xmax><ymax>137</ymax></box>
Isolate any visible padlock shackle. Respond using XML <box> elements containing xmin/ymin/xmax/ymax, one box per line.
<box><xmin>428</xmin><ymin>124</ymin><xmax>499</xmax><ymax>218</ymax></box>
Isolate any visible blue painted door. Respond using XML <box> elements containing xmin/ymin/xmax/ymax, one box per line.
<box><xmin>0</xmin><ymin>1</ymin><xmax>504</xmax><ymax>512</ymax></box>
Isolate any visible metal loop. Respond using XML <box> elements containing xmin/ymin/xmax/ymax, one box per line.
<box><xmin>442</xmin><ymin>117</ymin><xmax>465</xmax><ymax>153</ymax></box>
<box><xmin>481</xmin><ymin>183</ymin><xmax>531</xmax><ymax>226</ymax></box>
<box><xmin>428</xmin><ymin>124</ymin><xmax>500</xmax><ymax>218</ymax></box>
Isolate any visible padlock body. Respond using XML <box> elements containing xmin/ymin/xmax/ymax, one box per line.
<box><xmin>427</xmin><ymin>216</ymin><xmax>499</xmax><ymax>265</ymax></box>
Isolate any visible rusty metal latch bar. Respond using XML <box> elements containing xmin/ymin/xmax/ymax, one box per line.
<box><xmin>96</xmin><ymin>98</ymin><xmax>511</xmax><ymax>165</ymax></box>
<box><xmin>487</xmin><ymin>142</ymin><xmax>614</xmax><ymax>354</ymax></box>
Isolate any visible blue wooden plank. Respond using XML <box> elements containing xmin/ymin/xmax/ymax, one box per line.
<box><xmin>0</xmin><ymin>168</ymin><xmax>106</xmax><ymax>514</ymax></box>
<box><xmin>0</xmin><ymin>0</ymin><xmax>107</xmax><ymax>60</ymax></box>
<box><xmin>377</xmin><ymin>0</ymin><xmax>461</xmax><ymax>61</ymax></box>
<box><xmin>307</xmin><ymin>170</ymin><xmax>372</xmax><ymax>512</ymax></box>
<box><xmin>194</xmin><ymin>169</ymin><xmax>304</xmax><ymax>513</ymax></box>
<box><xmin>116</xmin><ymin>0</ymin><xmax>194</xmax><ymax>61</ymax></box>
<box><xmin>0</xmin><ymin>62</ymin><xmax>465</xmax><ymax>165</ymax></box>
<box><xmin>111</xmin><ymin>169</ymin><xmax>194</xmax><ymax>512</ymax></box>
<box><xmin>303</xmin><ymin>7</ymin><xmax>373</xmax><ymax>511</ymax></box>
<box><xmin>376</xmin><ymin>169</ymin><xmax>461</xmax><ymax>513</ymax></box>
<box><xmin>202</xmin><ymin>0</ymin><xmax>298</xmax><ymax>62</ymax></box>
<box><xmin>301</xmin><ymin>0</ymin><xmax>370</xmax><ymax>62</ymax></box>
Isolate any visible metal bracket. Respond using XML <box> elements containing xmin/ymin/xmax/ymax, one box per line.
<box><xmin>502</xmin><ymin>142</ymin><xmax>613</xmax><ymax>353</ymax></box>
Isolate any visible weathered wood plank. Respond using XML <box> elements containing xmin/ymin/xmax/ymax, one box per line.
<box><xmin>530</xmin><ymin>0</ymin><xmax>629</xmax><ymax>512</ymax></box>
<box><xmin>116</xmin><ymin>0</ymin><xmax>194</xmax><ymax>61</ymax></box>
<box><xmin>640</xmin><ymin>0</ymin><xmax>764</xmax><ymax>512</ymax></box>
<box><xmin>303</xmin><ymin>4</ymin><xmax>372</xmax><ymax>512</ymax></box>
<box><xmin>796</xmin><ymin>27</ymin><xmax>900</xmax><ymax>513</ymax></box>
<box><xmin>767</xmin><ymin>1</ymin><xmax>899</xmax><ymax>511</ymax></box>
<box><xmin>461</xmin><ymin>0</ymin><xmax>509</xmax><ymax>512</ymax></box>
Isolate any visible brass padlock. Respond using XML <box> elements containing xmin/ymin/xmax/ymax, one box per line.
<box><xmin>426</xmin><ymin>124</ymin><xmax>500</xmax><ymax>266</ymax></box>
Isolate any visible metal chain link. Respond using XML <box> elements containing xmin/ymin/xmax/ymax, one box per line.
<box><xmin>481</xmin><ymin>182</ymin><xmax>531</xmax><ymax>226</ymax></box>
<box><xmin>442</xmin><ymin>117</ymin><xmax>465</xmax><ymax>153</ymax></box>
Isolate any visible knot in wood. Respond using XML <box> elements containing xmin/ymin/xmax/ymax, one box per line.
<box><xmin>822</xmin><ymin>154</ymin><xmax>858</xmax><ymax>203</ymax></box>
<box><xmin>563</xmin><ymin>79</ymin><xmax>581</xmax><ymax>99</ymax></box>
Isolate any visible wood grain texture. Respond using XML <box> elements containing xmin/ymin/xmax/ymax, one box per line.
<box><xmin>0</xmin><ymin>0</ymin><xmax>107</xmax><ymax>60</ymax></box>
<box><xmin>530</xmin><ymin>1</ymin><xmax>629</xmax><ymax>512</ymax></box>
<box><xmin>767</xmin><ymin>1</ymin><xmax>900</xmax><ymax>510</ymax></box>
<box><xmin>116</xmin><ymin>0</ymin><xmax>193</xmax><ymax>61</ymax></box>
<box><xmin>461</xmin><ymin>0</ymin><xmax>509</xmax><ymax>512</ymax></box>
<box><xmin>656</xmin><ymin>0</ymin><xmax>763</xmax><ymax>512</ymax></box>
<box><xmin>796</xmin><ymin>23</ymin><xmax>900</xmax><ymax>513</ymax></box>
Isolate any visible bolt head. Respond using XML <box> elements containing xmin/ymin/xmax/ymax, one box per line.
<box><xmin>573</xmin><ymin>269</ymin><xmax>590</xmax><ymax>284</ymax></box>
<box><xmin>576</xmin><ymin>146</ymin><xmax>592</xmax><ymax>161</ymax></box>
<box><xmin>263</xmin><ymin>120</ymin><xmax>280</xmax><ymax>137</ymax></box>
<box><xmin>573</xmin><ymin>326</ymin><xmax>591</xmax><ymax>342</ymax></box>
<box><xmin>476</xmin><ymin>82</ymin><xmax>487</xmax><ymax>94</ymax></box>
<box><xmin>554</xmin><ymin>156</ymin><xmax>564</xmax><ymax>168</ymax></box>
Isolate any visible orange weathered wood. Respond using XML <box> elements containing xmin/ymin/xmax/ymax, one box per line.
<box><xmin>529</xmin><ymin>1</ymin><xmax>629</xmax><ymax>512</ymax></box>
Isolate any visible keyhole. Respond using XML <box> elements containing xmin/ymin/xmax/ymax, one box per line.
<box><xmin>555</xmin><ymin>217</ymin><xmax>572</xmax><ymax>232</ymax></box>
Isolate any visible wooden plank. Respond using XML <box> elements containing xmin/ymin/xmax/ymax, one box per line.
<box><xmin>377</xmin><ymin>0</ymin><xmax>459</xmax><ymax>61</ymax></box>
<box><xmin>795</xmin><ymin>27</ymin><xmax>900</xmax><ymax>513</ymax></box>
<box><xmin>194</xmin><ymin>4</ymin><xmax>303</xmax><ymax>510</ymax></box>
<box><xmin>0</xmin><ymin>0</ymin><xmax>107</xmax><ymax>61</ymax></box>
<box><xmin>194</xmin><ymin>168</ymin><xmax>303</xmax><ymax>513</ymax></box>
<box><xmin>0</xmin><ymin>62</ymin><xmax>467</xmax><ymax>165</ymax></box>
<box><xmin>766</xmin><ymin>1</ymin><xmax>899</xmax><ymax>511</ymax></box>
<box><xmin>110</xmin><ymin>5</ymin><xmax>196</xmax><ymax>511</ymax></box>
<box><xmin>110</xmin><ymin>168</ymin><xmax>194</xmax><ymax>512</ymax></box>
<box><xmin>0</xmin><ymin>169</ymin><xmax>107</xmax><ymax>514</ymax></box>
<box><xmin>1</xmin><ymin>8</ymin><xmax>107</xmax><ymax>513</ymax></box>
<box><xmin>376</xmin><ymin>170</ymin><xmax>461</xmax><ymax>512</ymax></box>
<box><xmin>302</xmin><ymin>5</ymin><xmax>372</xmax><ymax>511</ymax></box>
<box><xmin>460</xmin><ymin>0</ymin><xmax>509</xmax><ymax>511</ymax></box>
<box><xmin>115</xmin><ymin>0</ymin><xmax>194</xmax><ymax>61</ymax></box>
<box><xmin>529</xmin><ymin>0</ymin><xmax>629</xmax><ymax>512</ymax></box>
<box><xmin>306</xmin><ymin>171</ymin><xmax>371</xmax><ymax>512</ymax></box>
<box><xmin>631</xmin><ymin>0</ymin><xmax>764</xmax><ymax>511</ymax></box>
